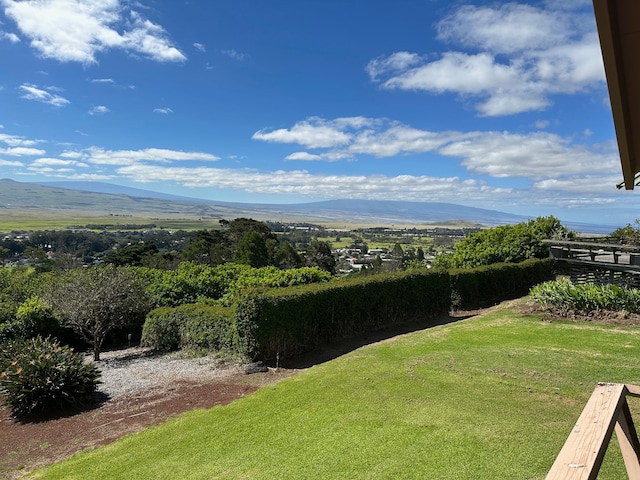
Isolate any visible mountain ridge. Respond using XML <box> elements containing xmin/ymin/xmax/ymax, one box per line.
<box><xmin>33</xmin><ymin>180</ymin><xmax>526</xmax><ymax>226</ymax></box>
<box><xmin>0</xmin><ymin>179</ymin><xmax>616</xmax><ymax>233</ymax></box>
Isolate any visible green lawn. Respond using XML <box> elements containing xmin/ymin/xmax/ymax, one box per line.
<box><xmin>28</xmin><ymin>301</ymin><xmax>640</xmax><ymax>479</ymax></box>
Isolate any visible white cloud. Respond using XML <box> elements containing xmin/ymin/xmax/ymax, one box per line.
<box><xmin>366</xmin><ymin>2</ymin><xmax>605</xmax><ymax>116</ymax></box>
<box><xmin>534</xmin><ymin>175</ymin><xmax>623</xmax><ymax>194</ymax></box>
<box><xmin>153</xmin><ymin>107</ymin><xmax>173</xmax><ymax>114</ymax></box>
<box><xmin>193</xmin><ymin>42</ymin><xmax>205</xmax><ymax>52</ymax></box>
<box><xmin>0</xmin><ymin>31</ymin><xmax>19</xmax><ymax>43</ymax></box>
<box><xmin>0</xmin><ymin>146</ymin><xmax>45</xmax><ymax>156</ymax></box>
<box><xmin>18</xmin><ymin>84</ymin><xmax>70</xmax><ymax>107</ymax></box>
<box><xmin>253</xmin><ymin>117</ymin><xmax>366</xmax><ymax>149</ymax></box>
<box><xmin>115</xmin><ymin>163</ymin><xmax>513</xmax><ymax>204</ymax></box>
<box><xmin>436</xmin><ymin>4</ymin><xmax>570</xmax><ymax>55</ymax></box>
<box><xmin>0</xmin><ymin>132</ymin><xmax>41</xmax><ymax>147</ymax></box>
<box><xmin>91</xmin><ymin>78</ymin><xmax>115</xmax><ymax>84</ymax></box>
<box><xmin>60</xmin><ymin>150</ymin><xmax>84</xmax><ymax>159</ymax></box>
<box><xmin>0</xmin><ymin>159</ymin><xmax>24</xmax><ymax>167</ymax></box>
<box><xmin>30</xmin><ymin>158</ymin><xmax>88</xmax><ymax>167</ymax></box>
<box><xmin>2</xmin><ymin>0</ymin><xmax>186</xmax><ymax>64</ymax></box>
<box><xmin>348</xmin><ymin>125</ymin><xmax>467</xmax><ymax>158</ymax></box>
<box><xmin>254</xmin><ymin>116</ymin><xmax>619</xmax><ymax>184</ymax></box>
<box><xmin>534</xmin><ymin>120</ymin><xmax>550</xmax><ymax>129</ymax></box>
<box><xmin>81</xmin><ymin>147</ymin><xmax>219</xmax><ymax>165</ymax></box>
<box><xmin>285</xmin><ymin>152</ymin><xmax>324</xmax><ymax>161</ymax></box>
<box><xmin>439</xmin><ymin>132</ymin><xmax>618</xmax><ymax>179</ymax></box>
<box><xmin>284</xmin><ymin>151</ymin><xmax>352</xmax><ymax>162</ymax></box>
<box><xmin>366</xmin><ymin>52</ymin><xmax>421</xmax><ymax>82</ymax></box>
<box><xmin>89</xmin><ymin>105</ymin><xmax>110</xmax><ymax>115</ymax></box>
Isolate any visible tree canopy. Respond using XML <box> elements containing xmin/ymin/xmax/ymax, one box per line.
<box><xmin>433</xmin><ymin>216</ymin><xmax>573</xmax><ymax>269</ymax></box>
<box><xmin>40</xmin><ymin>265</ymin><xmax>151</xmax><ymax>360</ymax></box>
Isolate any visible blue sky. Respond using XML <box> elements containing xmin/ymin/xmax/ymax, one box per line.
<box><xmin>0</xmin><ymin>0</ymin><xmax>636</xmax><ymax>226</ymax></box>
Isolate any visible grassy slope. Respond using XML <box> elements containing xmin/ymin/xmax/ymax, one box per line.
<box><xmin>29</xmin><ymin>302</ymin><xmax>640</xmax><ymax>479</ymax></box>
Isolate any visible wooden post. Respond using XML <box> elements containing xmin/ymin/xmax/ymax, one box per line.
<box><xmin>546</xmin><ymin>383</ymin><xmax>640</xmax><ymax>480</ymax></box>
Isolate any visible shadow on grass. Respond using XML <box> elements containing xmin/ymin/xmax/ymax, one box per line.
<box><xmin>279</xmin><ymin>312</ymin><xmax>477</xmax><ymax>370</ymax></box>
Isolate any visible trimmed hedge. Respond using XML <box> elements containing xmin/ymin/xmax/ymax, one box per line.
<box><xmin>450</xmin><ymin>258</ymin><xmax>553</xmax><ymax>309</ymax></box>
<box><xmin>141</xmin><ymin>304</ymin><xmax>237</xmax><ymax>354</ymax></box>
<box><xmin>234</xmin><ymin>270</ymin><xmax>451</xmax><ymax>361</ymax></box>
<box><xmin>141</xmin><ymin>259</ymin><xmax>551</xmax><ymax>362</ymax></box>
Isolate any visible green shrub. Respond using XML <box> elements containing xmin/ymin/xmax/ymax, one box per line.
<box><xmin>450</xmin><ymin>258</ymin><xmax>552</xmax><ymax>309</ymax></box>
<box><xmin>0</xmin><ymin>296</ymin><xmax>60</xmax><ymax>343</ymax></box>
<box><xmin>141</xmin><ymin>304</ymin><xmax>237</xmax><ymax>355</ymax></box>
<box><xmin>433</xmin><ymin>216</ymin><xmax>572</xmax><ymax>269</ymax></box>
<box><xmin>530</xmin><ymin>279</ymin><xmax>640</xmax><ymax>314</ymax></box>
<box><xmin>0</xmin><ymin>336</ymin><xmax>100</xmax><ymax>418</ymax></box>
<box><xmin>140</xmin><ymin>307</ymin><xmax>181</xmax><ymax>351</ymax></box>
<box><xmin>139</xmin><ymin>262</ymin><xmax>332</xmax><ymax>308</ymax></box>
<box><xmin>15</xmin><ymin>296</ymin><xmax>59</xmax><ymax>337</ymax></box>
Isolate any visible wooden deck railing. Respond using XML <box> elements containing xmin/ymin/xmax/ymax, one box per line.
<box><xmin>546</xmin><ymin>383</ymin><xmax>640</xmax><ymax>479</ymax></box>
<box><xmin>543</xmin><ymin>240</ymin><xmax>640</xmax><ymax>266</ymax></box>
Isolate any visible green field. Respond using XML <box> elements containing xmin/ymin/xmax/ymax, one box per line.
<box><xmin>0</xmin><ymin>210</ymin><xmax>227</xmax><ymax>231</ymax></box>
<box><xmin>27</xmin><ymin>301</ymin><xmax>640</xmax><ymax>479</ymax></box>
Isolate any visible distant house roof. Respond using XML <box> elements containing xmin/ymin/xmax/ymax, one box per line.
<box><xmin>593</xmin><ymin>0</ymin><xmax>640</xmax><ymax>189</ymax></box>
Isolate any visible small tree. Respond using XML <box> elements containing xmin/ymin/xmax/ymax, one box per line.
<box><xmin>235</xmin><ymin>232</ymin><xmax>270</xmax><ymax>268</ymax></box>
<box><xmin>273</xmin><ymin>241</ymin><xmax>302</xmax><ymax>269</ymax></box>
<box><xmin>304</xmin><ymin>240</ymin><xmax>336</xmax><ymax>274</ymax></box>
<box><xmin>41</xmin><ymin>265</ymin><xmax>151</xmax><ymax>360</ymax></box>
<box><xmin>609</xmin><ymin>220</ymin><xmax>640</xmax><ymax>245</ymax></box>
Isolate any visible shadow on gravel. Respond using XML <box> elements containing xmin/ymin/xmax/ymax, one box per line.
<box><xmin>279</xmin><ymin>312</ymin><xmax>475</xmax><ymax>370</ymax></box>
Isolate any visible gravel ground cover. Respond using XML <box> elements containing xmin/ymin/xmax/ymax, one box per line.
<box><xmin>0</xmin><ymin>348</ymin><xmax>296</xmax><ymax>479</ymax></box>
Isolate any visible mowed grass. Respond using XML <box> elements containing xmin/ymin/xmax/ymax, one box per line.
<box><xmin>28</xmin><ymin>301</ymin><xmax>640</xmax><ymax>479</ymax></box>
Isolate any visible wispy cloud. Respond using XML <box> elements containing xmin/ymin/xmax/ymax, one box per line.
<box><xmin>18</xmin><ymin>84</ymin><xmax>70</xmax><ymax>107</ymax></box>
<box><xmin>193</xmin><ymin>42</ymin><xmax>205</xmax><ymax>52</ymax></box>
<box><xmin>0</xmin><ymin>132</ymin><xmax>42</xmax><ymax>147</ymax></box>
<box><xmin>0</xmin><ymin>31</ymin><xmax>19</xmax><ymax>43</ymax></box>
<box><xmin>366</xmin><ymin>2</ymin><xmax>605</xmax><ymax>116</ymax></box>
<box><xmin>0</xmin><ymin>146</ymin><xmax>45</xmax><ymax>156</ymax></box>
<box><xmin>89</xmin><ymin>105</ymin><xmax>110</xmax><ymax>115</ymax></box>
<box><xmin>90</xmin><ymin>78</ymin><xmax>115</xmax><ymax>84</ymax></box>
<box><xmin>0</xmin><ymin>159</ymin><xmax>24</xmax><ymax>167</ymax></box>
<box><xmin>30</xmin><ymin>157</ymin><xmax>88</xmax><ymax>168</ymax></box>
<box><xmin>1</xmin><ymin>0</ymin><xmax>186</xmax><ymax>64</ymax></box>
<box><xmin>153</xmin><ymin>107</ymin><xmax>173</xmax><ymax>114</ymax></box>
<box><xmin>222</xmin><ymin>49</ymin><xmax>247</xmax><ymax>61</ymax></box>
<box><xmin>77</xmin><ymin>147</ymin><xmax>220</xmax><ymax>166</ymax></box>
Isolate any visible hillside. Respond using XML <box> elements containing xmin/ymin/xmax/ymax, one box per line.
<box><xmin>28</xmin><ymin>180</ymin><xmax>525</xmax><ymax>226</ymax></box>
<box><xmin>0</xmin><ymin>179</ymin><xmax>614</xmax><ymax>232</ymax></box>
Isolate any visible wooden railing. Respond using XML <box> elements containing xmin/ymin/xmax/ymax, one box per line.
<box><xmin>543</xmin><ymin>240</ymin><xmax>640</xmax><ymax>266</ymax></box>
<box><xmin>546</xmin><ymin>383</ymin><xmax>640</xmax><ymax>479</ymax></box>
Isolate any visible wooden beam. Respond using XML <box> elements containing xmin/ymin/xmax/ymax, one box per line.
<box><xmin>546</xmin><ymin>383</ymin><xmax>627</xmax><ymax>479</ymax></box>
<box><xmin>614</xmin><ymin>395</ymin><xmax>640</xmax><ymax>479</ymax></box>
<box><xmin>592</xmin><ymin>0</ymin><xmax>640</xmax><ymax>189</ymax></box>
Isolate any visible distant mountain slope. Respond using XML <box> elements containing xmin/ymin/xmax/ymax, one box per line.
<box><xmin>36</xmin><ymin>181</ymin><xmax>204</xmax><ymax>203</ymax></box>
<box><xmin>0</xmin><ymin>179</ymin><xmax>615</xmax><ymax>232</ymax></box>
<box><xmin>33</xmin><ymin>180</ymin><xmax>527</xmax><ymax>226</ymax></box>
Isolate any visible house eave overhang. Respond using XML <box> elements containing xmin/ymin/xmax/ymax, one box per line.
<box><xmin>593</xmin><ymin>0</ymin><xmax>640</xmax><ymax>189</ymax></box>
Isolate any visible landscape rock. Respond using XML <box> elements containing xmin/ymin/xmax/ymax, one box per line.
<box><xmin>245</xmin><ymin>361</ymin><xmax>269</xmax><ymax>374</ymax></box>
